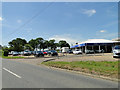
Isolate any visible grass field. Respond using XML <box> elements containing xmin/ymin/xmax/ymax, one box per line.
<box><xmin>42</xmin><ymin>61</ymin><xmax>118</xmax><ymax>78</ymax></box>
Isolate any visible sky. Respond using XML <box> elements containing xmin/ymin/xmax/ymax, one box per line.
<box><xmin>1</xmin><ymin>2</ymin><xmax>118</xmax><ymax>46</ymax></box>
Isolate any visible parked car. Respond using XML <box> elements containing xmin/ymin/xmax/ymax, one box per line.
<box><xmin>8</xmin><ymin>52</ymin><xmax>12</xmax><ymax>55</ymax></box>
<box><xmin>43</xmin><ymin>51</ymin><xmax>48</xmax><ymax>55</ymax></box>
<box><xmin>20</xmin><ymin>51</ymin><xmax>24</xmax><ymax>55</ymax></box>
<box><xmin>9</xmin><ymin>51</ymin><xmax>14</xmax><ymax>55</ymax></box>
<box><xmin>47</xmin><ymin>50</ymin><xmax>52</xmax><ymax>56</ymax></box>
<box><xmin>113</xmin><ymin>45</ymin><xmax>120</xmax><ymax>58</ymax></box>
<box><xmin>29</xmin><ymin>51</ymin><xmax>33</xmax><ymax>55</ymax></box>
<box><xmin>17</xmin><ymin>52</ymin><xmax>20</xmax><ymax>55</ymax></box>
<box><xmin>73</xmin><ymin>50</ymin><xmax>82</xmax><ymax>54</ymax></box>
<box><xmin>12</xmin><ymin>51</ymin><xmax>19</xmax><ymax>56</ymax></box>
<box><xmin>34</xmin><ymin>51</ymin><xmax>44</xmax><ymax>57</ymax></box>
<box><xmin>67</xmin><ymin>50</ymin><xmax>73</xmax><ymax>54</ymax></box>
<box><xmin>32</xmin><ymin>51</ymin><xmax>37</xmax><ymax>55</ymax></box>
<box><xmin>85</xmin><ymin>50</ymin><xmax>94</xmax><ymax>54</ymax></box>
<box><xmin>23</xmin><ymin>51</ymin><xmax>31</xmax><ymax>56</ymax></box>
<box><xmin>95</xmin><ymin>50</ymin><xmax>104</xmax><ymax>53</ymax></box>
<box><xmin>49</xmin><ymin>50</ymin><xmax>58</xmax><ymax>56</ymax></box>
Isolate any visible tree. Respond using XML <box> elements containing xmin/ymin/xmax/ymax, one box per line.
<box><xmin>2</xmin><ymin>46</ymin><xmax>9</xmax><ymax>51</ymax></box>
<box><xmin>59</xmin><ymin>40</ymin><xmax>70</xmax><ymax>48</ymax></box>
<box><xmin>42</xmin><ymin>40</ymin><xmax>50</xmax><ymax>50</ymax></box>
<box><xmin>49</xmin><ymin>39</ymin><xmax>56</xmax><ymax>50</ymax></box>
<box><xmin>36</xmin><ymin>37</ymin><xmax>44</xmax><ymax>50</ymax></box>
<box><xmin>28</xmin><ymin>39</ymin><xmax>37</xmax><ymax>50</ymax></box>
<box><xmin>4</xmin><ymin>50</ymin><xmax>9</xmax><ymax>56</ymax></box>
<box><xmin>24</xmin><ymin>44</ymin><xmax>33</xmax><ymax>51</ymax></box>
<box><xmin>8</xmin><ymin>38</ymin><xmax>27</xmax><ymax>52</ymax></box>
<box><xmin>0</xmin><ymin>45</ymin><xmax>2</xmax><ymax>49</ymax></box>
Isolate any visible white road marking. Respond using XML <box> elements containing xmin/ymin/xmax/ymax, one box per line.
<box><xmin>3</xmin><ymin>68</ymin><xmax>22</xmax><ymax>78</ymax></box>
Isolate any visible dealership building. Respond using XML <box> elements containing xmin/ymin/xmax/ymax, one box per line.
<box><xmin>71</xmin><ymin>39</ymin><xmax>119</xmax><ymax>53</ymax></box>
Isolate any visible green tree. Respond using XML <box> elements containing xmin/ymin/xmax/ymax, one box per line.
<box><xmin>42</xmin><ymin>40</ymin><xmax>50</xmax><ymax>50</ymax></box>
<box><xmin>49</xmin><ymin>39</ymin><xmax>57</xmax><ymax>50</ymax></box>
<box><xmin>28</xmin><ymin>39</ymin><xmax>38</xmax><ymax>50</ymax></box>
<box><xmin>8</xmin><ymin>38</ymin><xmax>27</xmax><ymax>52</ymax></box>
<box><xmin>36</xmin><ymin>37</ymin><xmax>44</xmax><ymax>50</ymax></box>
<box><xmin>59</xmin><ymin>40</ymin><xmax>70</xmax><ymax>48</ymax></box>
<box><xmin>24</xmin><ymin>44</ymin><xmax>33</xmax><ymax>51</ymax></box>
<box><xmin>2</xmin><ymin>46</ymin><xmax>9</xmax><ymax>51</ymax></box>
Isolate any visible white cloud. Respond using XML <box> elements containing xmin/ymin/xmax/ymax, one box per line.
<box><xmin>100</xmin><ymin>30</ymin><xmax>106</xmax><ymax>33</ymax></box>
<box><xmin>0</xmin><ymin>17</ymin><xmax>3</xmax><ymax>21</ymax></box>
<box><xmin>17</xmin><ymin>19</ymin><xmax>22</xmax><ymax>23</ymax></box>
<box><xmin>82</xmin><ymin>9</ymin><xmax>96</xmax><ymax>17</ymax></box>
<box><xmin>49</xmin><ymin>34</ymin><xmax>79</xmax><ymax>45</ymax></box>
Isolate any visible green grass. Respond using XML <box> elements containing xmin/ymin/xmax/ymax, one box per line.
<box><xmin>1</xmin><ymin>55</ymin><xmax>24</xmax><ymax>59</ymax></box>
<box><xmin>42</xmin><ymin>61</ymin><xmax>118</xmax><ymax>78</ymax></box>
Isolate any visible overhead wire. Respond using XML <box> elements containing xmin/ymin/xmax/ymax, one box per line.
<box><xmin>2</xmin><ymin>1</ymin><xmax>55</xmax><ymax>45</ymax></box>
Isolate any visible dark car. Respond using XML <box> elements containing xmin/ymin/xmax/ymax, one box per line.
<box><xmin>34</xmin><ymin>51</ymin><xmax>44</xmax><ymax>57</ymax></box>
<box><xmin>49</xmin><ymin>50</ymin><xmax>58</xmax><ymax>56</ymax></box>
<box><xmin>67</xmin><ymin>50</ymin><xmax>73</xmax><ymax>54</ymax></box>
<box><xmin>33</xmin><ymin>51</ymin><xmax>37</xmax><ymax>55</ymax></box>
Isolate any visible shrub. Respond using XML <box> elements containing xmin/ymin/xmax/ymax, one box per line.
<box><xmin>4</xmin><ymin>50</ymin><xmax>9</xmax><ymax>56</ymax></box>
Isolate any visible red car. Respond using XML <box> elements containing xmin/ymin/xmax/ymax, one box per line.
<box><xmin>43</xmin><ymin>51</ymin><xmax>47</xmax><ymax>55</ymax></box>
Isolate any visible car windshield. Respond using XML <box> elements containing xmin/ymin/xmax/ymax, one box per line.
<box><xmin>51</xmin><ymin>50</ymin><xmax>56</xmax><ymax>52</ymax></box>
<box><xmin>37</xmin><ymin>51</ymin><xmax>42</xmax><ymax>53</ymax></box>
<box><xmin>24</xmin><ymin>51</ymin><xmax>29</xmax><ymax>52</ymax></box>
<box><xmin>13</xmin><ymin>52</ymin><xmax>18</xmax><ymax>54</ymax></box>
<box><xmin>114</xmin><ymin>46</ymin><xmax>120</xmax><ymax>49</ymax></box>
<box><xmin>45</xmin><ymin>50</ymin><xmax>48</xmax><ymax>52</ymax></box>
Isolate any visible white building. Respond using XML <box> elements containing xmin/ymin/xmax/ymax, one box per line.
<box><xmin>71</xmin><ymin>39</ymin><xmax>119</xmax><ymax>53</ymax></box>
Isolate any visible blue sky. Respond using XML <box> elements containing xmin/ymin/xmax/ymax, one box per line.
<box><xmin>1</xmin><ymin>2</ymin><xmax>118</xmax><ymax>46</ymax></box>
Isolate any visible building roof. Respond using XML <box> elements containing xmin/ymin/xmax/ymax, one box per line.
<box><xmin>79</xmin><ymin>39</ymin><xmax>118</xmax><ymax>44</ymax></box>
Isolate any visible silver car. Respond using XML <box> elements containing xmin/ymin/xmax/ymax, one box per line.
<box><xmin>113</xmin><ymin>45</ymin><xmax>120</xmax><ymax>58</ymax></box>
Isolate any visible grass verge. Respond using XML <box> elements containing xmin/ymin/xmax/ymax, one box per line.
<box><xmin>1</xmin><ymin>56</ymin><xmax>24</xmax><ymax>59</ymax></box>
<box><xmin>42</xmin><ymin>61</ymin><xmax>118</xmax><ymax>79</ymax></box>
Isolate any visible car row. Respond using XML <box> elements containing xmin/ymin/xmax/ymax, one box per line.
<box><xmin>8</xmin><ymin>50</ymin><xmax>59</xmax><ymax>57</ymax></box>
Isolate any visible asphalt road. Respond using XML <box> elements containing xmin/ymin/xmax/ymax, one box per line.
<box><xmin>2</xmin><ymin>58</ymin><xmax>118</xmax><ymax>88</ymax></box>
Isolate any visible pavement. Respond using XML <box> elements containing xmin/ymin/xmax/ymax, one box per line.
<box><xmin>2</xmin><ymin>58</ymin><xmax>118</xmax><ymax>88</ymax></box>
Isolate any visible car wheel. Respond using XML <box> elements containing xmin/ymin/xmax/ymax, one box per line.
<box><xmin>113</xmin><ymin>56</ymin><xmax>116</xmax><ymax>58</ymax></box>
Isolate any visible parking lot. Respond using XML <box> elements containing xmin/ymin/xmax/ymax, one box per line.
<box><xmin>54</xmin><ymin>53</ymin><xmax>118</xmax><ymax>62</ymax></box>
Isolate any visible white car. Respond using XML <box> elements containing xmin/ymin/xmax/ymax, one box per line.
<box><xmin>23</xmin><ymin>51</ymin><xmax>31</xmax><ymax>56</ymax></box>
<box><xmin>113</xmin><ymin>45</ymin><xmax>120</xmax><ymax>58</ymax></box>
<box><xmin>12</xmin><ymin>51</ymin><xmax>19</xmax><ymax>56</ymax></box>
<box><xmin>73</xmin><ymin>50</ymin><xmax>82</xmax><ymax>54</ymax></box>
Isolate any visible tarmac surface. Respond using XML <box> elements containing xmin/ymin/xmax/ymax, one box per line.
<box><xmin>2</xmin><ymin>58</ymin><xmax>118</xmax><ymax>88</ymax></box>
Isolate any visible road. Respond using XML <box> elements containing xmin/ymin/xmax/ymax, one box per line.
<box><xmin>2</xmin><ymin>58</ymin><xmax>118</xmax><ymax>88</ymax></box>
